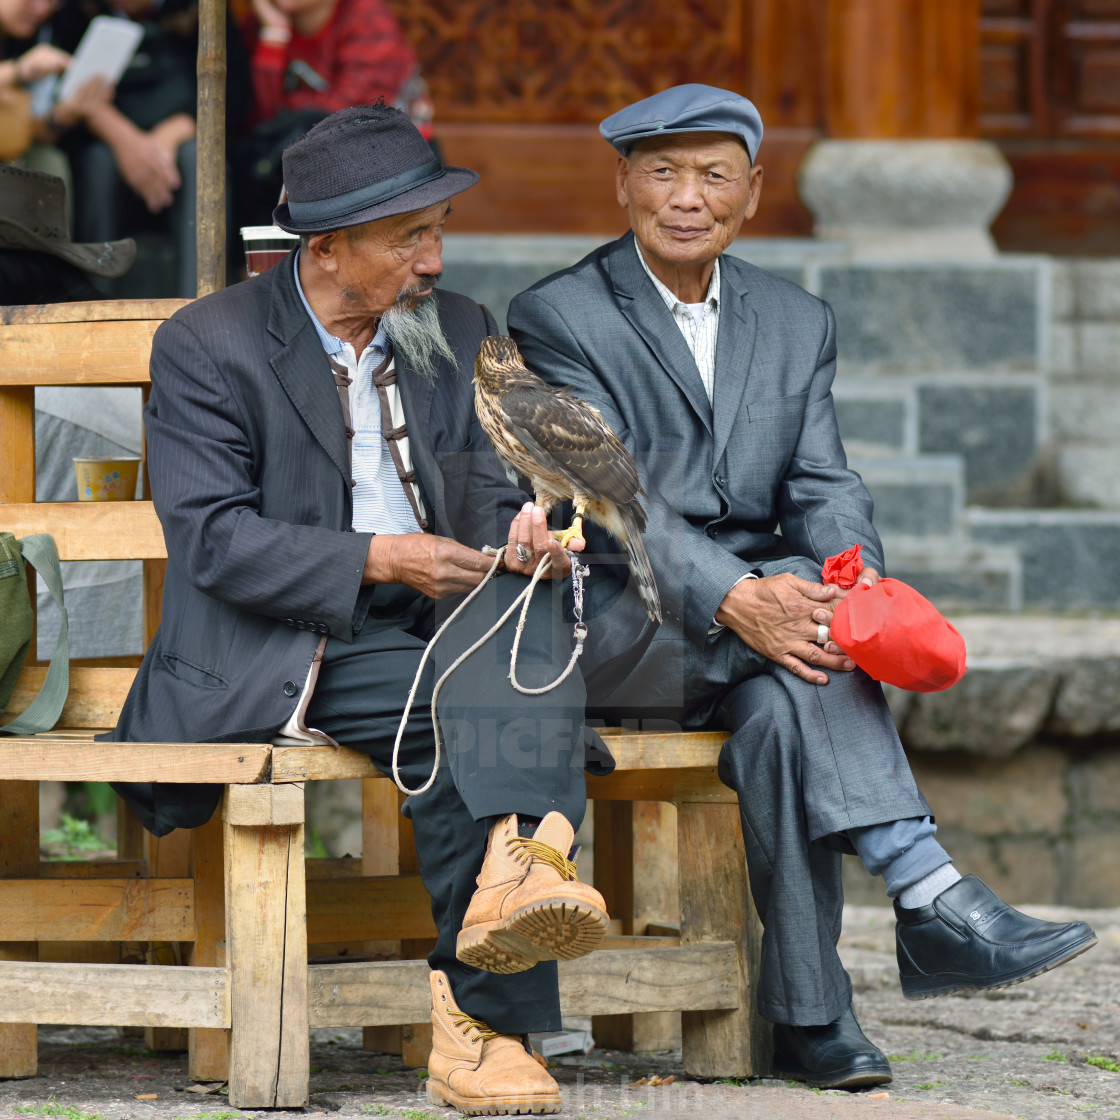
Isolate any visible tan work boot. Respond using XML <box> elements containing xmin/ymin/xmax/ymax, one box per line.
<box><xmin>426</xmin><ymin>969</ymin><xmax>562</xmax><ymax>1115</ymax></box>
<box><xmin>456</xmin><ymin>811</ymin><xmax>608</xmax><ymax>974</ymax></box>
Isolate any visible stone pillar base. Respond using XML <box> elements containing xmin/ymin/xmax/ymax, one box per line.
<box><xmin>797</xmin><ymin>140</ymin><xmax>1013</xmax><ymax>260</ymax></box>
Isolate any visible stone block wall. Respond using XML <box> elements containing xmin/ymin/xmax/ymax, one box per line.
<box><xmin>843</xmin><ymin>616</ymin><xmax>1120</xmax><ymax>908</ymax></box>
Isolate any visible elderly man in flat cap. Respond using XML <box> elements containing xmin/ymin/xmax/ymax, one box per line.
<box><xmin>102</xmin><ymin>101</ymin><xmax>646</xmax><ymax>1116</ymax></box>
<box><xmin>508</xmin><ymin>84</ymin><xmax>1097</xmax><ymax>1090</ymax></box>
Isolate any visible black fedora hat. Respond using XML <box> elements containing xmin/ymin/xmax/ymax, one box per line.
<box><xmin>273</xmin><ymin>103</ymin><xmax>479</xmax><ymax>234</ymax></box>
<box><xmin>0</xmin><ymin>166</ymin><xmax>136</xmax><ymax>279</ymax></box>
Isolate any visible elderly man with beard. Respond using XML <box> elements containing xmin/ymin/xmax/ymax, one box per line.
<box><xmin>103</xmin><ymin>103</ymin><xmax>640</xmax><ymax>1116</ymax></box>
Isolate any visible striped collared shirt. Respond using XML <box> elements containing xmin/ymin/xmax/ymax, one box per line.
<box><xmin>293</xmin><ymin>253</ymin><xmax>424</xmax><ymax>535</ymax></box>
<box><xmin>634</xmin><ymin>241</ymin><xmax>721</xmax><ymax>404</ymax></box>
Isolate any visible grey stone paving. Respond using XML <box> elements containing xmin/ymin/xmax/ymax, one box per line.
<box><xmin>1</xmin><ymin>905</ymin><xmax>1117</xmax><ymax>1120</ymax></box>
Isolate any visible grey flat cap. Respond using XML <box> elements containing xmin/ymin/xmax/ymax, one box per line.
<box><xmin>600</xmin><ymin>84</ymin><xmax>763</xmax><ymax>162</ymax></box>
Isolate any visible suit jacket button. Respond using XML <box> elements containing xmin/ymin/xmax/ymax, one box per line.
<box><xmin>285</xmin><ymin>618</ymin><xmax>294</xmax><ymax>627</ymax></box>
<box><xmin>714</xmin><ymin>473</ymin><xmax>726</xmax><ymax>487</ymax></box>
<box><xmin>320</xmin><ymin>623</ymin><xmax>329</xmax><ymax>634</ymax></box>
<box><xmin>283</xmin><ymin>681</ymin><xmax>297</xmax><ymax>697</ymax></box>
<box><xmin>297</xmin><ymin>620</ymin><xmax>306</xmax><ymax>629</ymax></box>
<box><xmin>707</xmin><ymin>526</ymin><xmax>718</xmax><ymax>538</ymax></box>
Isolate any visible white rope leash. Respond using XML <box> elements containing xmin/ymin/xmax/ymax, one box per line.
<box><xmin>390</xmin><ymin>545</ymin><xmax>591</xmax><ymax>796</ymax></box>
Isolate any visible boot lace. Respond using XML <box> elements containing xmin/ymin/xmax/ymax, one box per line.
<box><xmin>447</xmin><ymin>1009</ymin><xmax>498</xmax><ymax>1042</ymax></box>
<box><xmin>506</xmin><ymin>836</ymin><xmax>579</xmax><ymax>881</ymax></box>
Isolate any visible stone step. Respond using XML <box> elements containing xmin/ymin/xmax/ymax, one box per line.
<box><xmin>851</xmin><ymin>455</ymin><xmax>964</xmax><ymax>539</ymax></box>
<box><xmin>885</xmin><ymin>613</ymin><xmax>1120</xmax><ymax>756</ymax></box>
<box><xmin>881</xmin><ymin>537</ymin><xmax>1022</xmax><ymax>613</ymax></box>
<box><xmin>834</xmin><ymin>380</ymin><xmax>913</xmax><ymax>456</ymax></box>
<box><xmin>967</xmin><ymin>507</ymin><xmax>1120</xmax><ymax>609</ymax></box>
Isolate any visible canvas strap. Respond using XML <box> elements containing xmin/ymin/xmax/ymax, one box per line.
<box><xmin>1</xmin><ymin>534</ymin><xmax>70</xmax><ymax>736</ymax></box>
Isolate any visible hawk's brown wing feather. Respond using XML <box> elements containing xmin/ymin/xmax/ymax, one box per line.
<box><xmin>499</xmin><ymin>384</ymin><xmax>640</xmax><ymax>506</ymax></box>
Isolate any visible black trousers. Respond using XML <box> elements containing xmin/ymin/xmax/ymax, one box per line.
<box><xmin>306</xmin><ymin>574</ymin><xmax>587</xmax><ymax>1034</ymax></box>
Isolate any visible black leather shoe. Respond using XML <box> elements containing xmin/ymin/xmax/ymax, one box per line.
<box><xmin>895</xmin><ymin>874</ymin><xmax>1098</xmax><ymax>1000</ymax></box>
<box><xmin>771</xmin><ymin>1003</ymin><xmax>892</xmax><ymax>1089</ymax></box>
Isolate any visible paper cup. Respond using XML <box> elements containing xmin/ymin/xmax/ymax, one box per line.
<box><xmin>74</xmin><ymin>457</ymin><xmax>141</xmax><ymax>502</ymax></box>
<box><xmin>241</xmin><ymin>225</ymin><xmax>300</xmax><ymax>277</ymax></box>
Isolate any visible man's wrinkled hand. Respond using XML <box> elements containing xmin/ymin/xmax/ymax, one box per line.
<box><xmin>504</xmin><ymin>502</ymin><xmax>583</xmax><ymax>579</ymax></box>
<box><xmin>363</xmin><ymin>533</ymin><xmax>495</xmax><ymax>599</ymax></box>
<box><xmin>714</xmin><ymin>572</ymin><xmax>856</xmax><ymax>685</ymax></box>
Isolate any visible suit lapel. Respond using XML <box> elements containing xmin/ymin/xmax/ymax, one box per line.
<box><xmin>713</xmin><ymin>260</ymin><xmax>758</xmax><ymax>464</ymax></box>
<box><xmin>608</xmin><ymin>234</ymin><xmax>713</xmax><ymax>435</ymax></box>
<box><xmin>267</xmin><ymin>258</ymin><xmax>351</xmax><ymax>485</ymax></box>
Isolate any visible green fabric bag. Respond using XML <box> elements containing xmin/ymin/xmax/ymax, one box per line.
<box><xmin>0</xmin><ymin>532</ymin><xmax>69</xmax><ymax>736</ymax></box>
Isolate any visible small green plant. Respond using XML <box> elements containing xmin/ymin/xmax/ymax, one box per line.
<box><xmin>400</xmin><ymin>1110</ymin><xmax>441</xmax><ymax>1120</ymax></box>
<box><xmin>913</xmin><ymin>1081</ymin><xmax>946</xmax><ymax>1091</ymax></box>
<box><xmin>183</xmin><ymin>1112</ymin><xmax>242</xmax><ymax>1119</ymax></box>
<box><xmin>888</xmin><ymin>1050</ymin><xmax>944</xmax><ymax>1062</ymax></box>
<box><xmin>1044</xmin><ymin>1049</ymin><xmax>1068</xmax><ymax>1062</ymax></box>
<box><xmin>42</xmin><ymin>813</ymin><xmax>112</xmax><ymax>858</ymax></box>
<box><xmin>1087</xmin><ymin>1055</ymin><xmax>1120</xmax><ymax>1073</ymax></box>
<box><xmin>26</xmin><ymin>1102</ymin><xmax>110</xmax><ymax>1120</ymax></box>
<box><xmin>968</xmin><ymin>1055</ymin><xmax>992</xmax><ymax>1061</ymax></box>
<box><xmin>1008</xmin><ymin>1079</ymin><xmax>1029</xmax><ymax>1086</ymax></box>
<box><xmin>304</xmin><ymin>828</ymin><xmax>329</xmax><ymax>858</ymax></box>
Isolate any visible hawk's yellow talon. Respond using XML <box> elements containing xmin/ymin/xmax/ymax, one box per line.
<box><xmin>554</xmin><ymin>516</ymin><xmax>584</xmax><ymax>549</ymax></box>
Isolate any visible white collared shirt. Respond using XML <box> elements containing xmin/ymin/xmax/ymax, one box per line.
<box><xmin>292</xmin><ymin>253</ymin><xmax>425</xmax><ymax>534</ymax></box>
<box><xmin>634</xmin><ymin>241</ymin><xmax>721</xmax><ymax>404</ymax></box>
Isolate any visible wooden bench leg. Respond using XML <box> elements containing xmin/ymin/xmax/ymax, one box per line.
<box><xmin>591</xmin><ymin>801</ymin><xmax>682</xmax><ymax>1052</ymax></box>
<box><xmin>0</xmin><ymin>781</ymin><xmax>38</xmax><ymax>1078</ymax></box>
<box><xmin>677</xmin><ymin>801</ymin><xmax>771</xmax><ymax>1079</ymax></box>
<box><xmin>224</xmin><ymin>785</ymin><xmax>309</xmax><ymax>1108</ymax></box>
<box><xmin>189</xmin><ymin>812</ymin><xmax>229</xmax><ymax>1082</ymax></box>
<box><xmin>145</xmin><ymin>827</ymin><xmax>192</xmax><ymax>1052</ymax></box>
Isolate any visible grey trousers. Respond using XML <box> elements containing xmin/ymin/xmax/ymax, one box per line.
<box><xmin>591</xmin><ymin>561</ymin><xmax>931</xmax><ymax>1026</ymax></box>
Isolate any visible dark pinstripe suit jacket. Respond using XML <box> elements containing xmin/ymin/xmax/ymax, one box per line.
<box><xmin>508</xmin><ymin>232</ymin><xmax>885</xmax><ymax>650</ymax></box>
<box><xmin>108</xmin><ymin>257</ymin><xmax>528</xmax><ymax>752</ymax></box>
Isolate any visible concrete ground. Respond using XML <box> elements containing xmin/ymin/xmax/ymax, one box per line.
<box><xmin>1</xmin><ymin>904</ymin><xmax>1117</xmax><ymax>1120</ymax></box>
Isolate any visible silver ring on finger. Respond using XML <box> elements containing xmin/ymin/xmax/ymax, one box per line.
<box><xmin>816</xmin><ymin>623</ymin><xmax>830</xmax><ymax>645</ymax></box>
<box><xmin>515</xmin><ymin>544</ymin><xmax>532</xmax><ymax>563</ymax></box>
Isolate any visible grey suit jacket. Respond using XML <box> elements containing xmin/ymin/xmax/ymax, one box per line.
<box><xmin>508</xmin><ymin>231</ymin><xmax>884</xmax><ymax>649</ymax></box>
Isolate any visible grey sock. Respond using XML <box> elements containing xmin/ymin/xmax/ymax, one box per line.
<box><xmin>898</xmin><ymin>862</ymin><xmax>962</xmax><ymax>909</ymax></box>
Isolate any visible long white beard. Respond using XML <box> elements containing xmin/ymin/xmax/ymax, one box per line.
<box><xmin>381</xmin><ymin>291</ymin><xmax>457</xmax><ymax>382</ymax></box>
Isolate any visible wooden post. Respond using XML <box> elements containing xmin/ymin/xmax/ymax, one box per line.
<box><xmin>145</xmin><ymin>829</ymin><xmax>192</xmax><ymax>1052</ymax></box>
<box><xmin>362</xmin><ymin>778</ymin><xmax>404</xmax><ymax>1056</ymax></box>
<box><xmin>189</xmin><ymin>811</ymin><xmax>228</xmax><ymax>1081</ymax></box>
<box><xmin>591</xmin><ymin>801</ymin><xmax>682</xmax><ymax>1052</ymax></box>
<box><xmin>677</xmin><ymin>802</ymin><xmax>769</xmax><ymax>1079</ymax></box>
<box><xmin>224</xmin><ymin>785</ymin><xmax>309</xmax><ymax>1108</ymax></box>
<box><xmin>195</xmin><ymin>0</ymin><xmax>227</xmax><ymax>297</ymax></box>
<box><xmin>0</xmin><ymin>383</ymin><xmax>38</xmax><ymax>1077</ymax></box>
<box><xmin>824</xmin><ymin>0</ymin><xmax>980</xmax><ymax>138</ymax></box>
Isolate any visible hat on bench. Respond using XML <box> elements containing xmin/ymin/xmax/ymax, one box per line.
<box><xmin>0</xmin><ymin>165</ymin><xmax>136</xmax><ymax>278</ymax></box>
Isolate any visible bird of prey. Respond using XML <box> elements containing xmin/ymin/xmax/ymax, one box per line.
<box><xmin>473</xmin><ymin>335</ymin><xmax>662</xmax><ymax>624</ymax></box>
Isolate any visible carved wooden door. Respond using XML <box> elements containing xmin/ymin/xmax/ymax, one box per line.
<box><xmin>982</xmin><ymin>0</ymin><xmax>1120</xmax><ymax>251</ymax></box>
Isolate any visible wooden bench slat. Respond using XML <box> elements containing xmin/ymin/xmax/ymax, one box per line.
<box><xmin>0</xmin><ymin>309</ymin><xmax>190</xmax><ymax>384</ymax></box>
<box><xmin>0</xmin><ymin>880</ymin><xmax>194</xmax><ymax>941</ymax></box>
<box><xmin>307</xmin><ymin>942</ymin><xmax>739</xmax><ymax>1027</ymax></box>
<box><xmin>39</xmin><ymin>860</ymin><xmax>146</xmax><ymax>879</ymax></box>
<box><xmin>306</xmin><ymin>874</ymin><xmax>436</xmax><ymax>942</ymax></box>
<box><xmin>2</xmin><ymin>502</ymin><xmax>166</xmax><ymax>560</ymax></box>
<box><xmin>0</xmin><ymin>741</ymin><xmax>272</xmax><ymax>783</ymax></box>
<box><xmin>0</xmin><ymin>962</ymin><xmax>228</xmax><ymax>1028</ymax></box>
<box><xmin>0</xmin><ymin>299</ymin><xmax>189</xmax><ymax>325</ymax></box>
<box><xmin>272</xmin><ymin>733</ymin><xmax>730</xmax><ymax>786</ymax></box>
<box><xmin>6</xmin><ymin>667</ymin><xmax>137</xmax><ymax>730</ymax></box>
<box><xmin>588</xmin><ymin>768</ymin><xmax>737</xmax><ymax>804</ymax></box>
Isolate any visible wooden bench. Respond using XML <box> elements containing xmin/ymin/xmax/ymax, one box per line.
<box><xmin>0</xmin><ymin>300</ymin><xmax>768</xmax><ymax>1108</ymax></box>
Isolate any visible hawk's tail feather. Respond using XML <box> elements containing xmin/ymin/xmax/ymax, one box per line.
<box><xmin>620</xmin><ymin>503</ymin><xmax>661</xmax><ymax>624</ymax></box>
